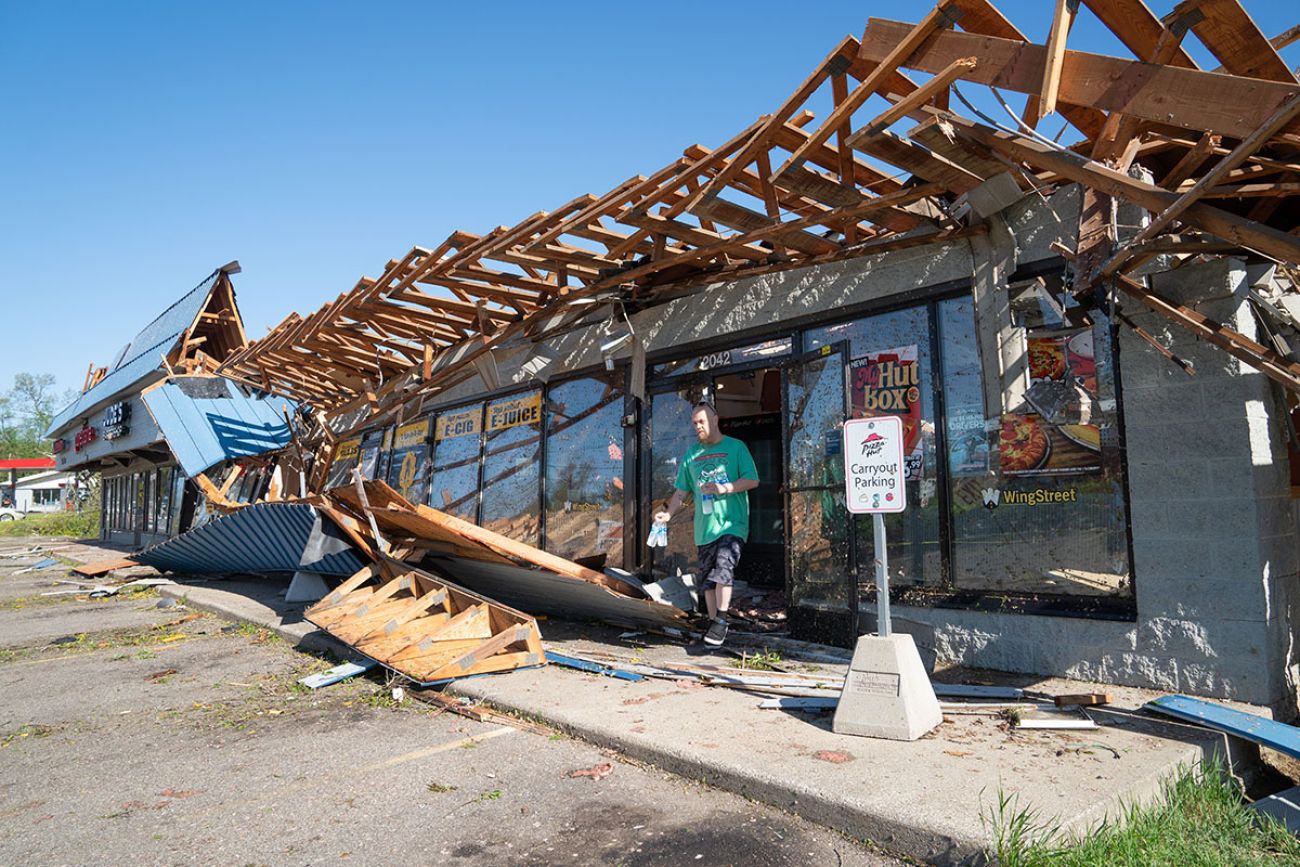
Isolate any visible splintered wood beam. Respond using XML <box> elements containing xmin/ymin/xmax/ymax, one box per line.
<box><xmin>1039</xmin><ymin>0</ymin><xmax>1078</xmax><ymax>117</ymax></box>
<box><xmin>858</xmin><ymin>17</ymin><xmax>1300</xmax><ymax>141</ymax></box>
<box><xmin>907</xmin><ymin>116</ymin><xmax>1011</xmax><ymax>180</ymax></box>
<box><xmin>848</xmin><ymin>56</ymin><xmax>977</xmax><ymax>143</ymax></box>
<box><xmin>852</xmin><ymin>129</ymin><xmax>983</xmax><ymax>194</ymax></box>
<box><xmin>1173</xmin><ymin>0</ymin><xmax>1297</xmax><ymax>83</ymax></box>
<box><xmin>1118</xmin><ymin>93</ymin><xmax>1300</xmax><ymax>252</ymax></box>
<box><xmin>947</xmin><ymin>115</ymin><xmax>1300</xmax><ymax>267</ymax></box>
<box><xmin>1113</xmin><ymin>272</ymin><xmax>1300</xmax><ymax>393</ymax></box>
<box><xmin>1080</xmin><ymin>0</ymin><xmax>1199</xmax><ymax>69</ymax></box>
<box><xmin>773</xmin><ymin>1</ymin><xmax>959</xmax><ymax>182</ymax></box>
<box><xmin>1160</xmin><ymin>132</ymin><xmax>1221</xmax><ymax>188</ymax></box>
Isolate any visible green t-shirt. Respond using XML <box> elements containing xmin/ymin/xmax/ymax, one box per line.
<box><xmin>674</xmin><ymin>435</ymin><xmax>759</xmax><ymax>546</ymax></box>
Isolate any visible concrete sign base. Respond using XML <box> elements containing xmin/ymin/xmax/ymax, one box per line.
<box><xmin>832</xmin><ymin>633</ymin><xmax>943</xmax><ymax>741</ymax></box>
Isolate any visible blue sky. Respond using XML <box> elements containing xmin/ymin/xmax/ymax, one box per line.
<box><xmin>1</xmin><ymin>1</ymin><xmax>1295</xmax><ymax>404</ymax></box>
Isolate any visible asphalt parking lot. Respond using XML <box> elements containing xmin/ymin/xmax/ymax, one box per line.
<box><xmin>0</xmin><ymin>545</ymin><xmax>901</xmax><ymax>866</ymax></box>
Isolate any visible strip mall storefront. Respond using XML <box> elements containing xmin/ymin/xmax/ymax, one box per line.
<box><xmin>336</xmin><ymin>267</ymin><xmax>1132</xmax><ymax>647</ymax></box>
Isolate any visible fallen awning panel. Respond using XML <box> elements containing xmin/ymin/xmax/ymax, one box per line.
<box><xmin>133</xmin><ymin>502</ymin><xmax>365</xmax><ymax>576</ymax></box>
<box><xmin>141</xmin><ymin>375</ymin><xmax>296</xmax><ymax>478</ymax></box>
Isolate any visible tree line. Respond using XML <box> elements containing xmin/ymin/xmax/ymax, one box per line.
<box><xmin>0</xmin><ymin>373</ymin><xmax>74</xmax><ymax>459</ymax></box>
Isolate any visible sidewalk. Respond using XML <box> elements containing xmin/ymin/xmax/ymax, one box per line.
<box><xmin>125</xmin><ymin>563</ymin><xmax>1247</xmax><ymax>866</ymax></box>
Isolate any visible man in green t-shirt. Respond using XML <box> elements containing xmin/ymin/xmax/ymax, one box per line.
<box><xmin>654</xmin><ymin>402</ymin><xmax>759</xmax><ymax>646</ymax></box>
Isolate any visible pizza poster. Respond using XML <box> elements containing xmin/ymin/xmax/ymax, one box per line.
<box><xmin>1004</xmin><ymin>328</ymin><xmax>1103</xmax><ymax>475</ymax></box>
<box><xmin>849</xmin><ymin>345</ymin><xmax>923</xmax><ymax>481</ymax></box>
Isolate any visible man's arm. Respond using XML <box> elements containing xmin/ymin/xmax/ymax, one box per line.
<box><xmin>655</xmin><ymin>488</ymin><xmax>687</xmax><ymax>524</ymax></box>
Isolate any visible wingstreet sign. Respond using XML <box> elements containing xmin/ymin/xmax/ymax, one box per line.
<box><xmin>843</xmin><ymin>416</ymin><xmax>907</xmax><ymax>514</ymax></box>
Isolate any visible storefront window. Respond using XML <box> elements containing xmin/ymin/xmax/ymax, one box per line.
<box><xmin>429</xmin><ymin>404</ymin><xmax>483</xmax><ymax>520</ymax></box>
<box><xmin>648</xmin><ymin>386</ymin><xmax>704</xmax><ymax>577</ymax></box>
<box><xmin>155</xmin><ymin>467</ymin><xmax>172</xmax><ymax>532</ymax></box>
<box><xmin>480</xmin><ymin>391</ymin><xmax>542</xmax><ymax>545</ymax></box>
<box><xmin>943</xmin><ymin>293</ymin><xmax>1132</xmax><ymax>598</ymax></box>
<box><xmin>325</xmin><ymin>437</ymin><xmax>361</xmax><ymax>489</ymax></box>
<box><xmin>359</xmin><ymin>429</ymin><xmax>388</xmax><ymax>481</ymax></box>
<box><xmin>786</xmin><ymin>348</ymin><xmax>853</xmax><ymax>617</ymax></box>
<box><xmin>386</xmin><ymin>418</ymin><xmax>432</xmax><ymax>504</ymax></box>
<box><xmin>544</xmin><ymin>375</ymin><xmax>625</xmax><ymax>565</ymax></box>
<box><xmin>806</xmin><ymin>307</ymin><xmax>942</xmax><ymax>589</ymax></box>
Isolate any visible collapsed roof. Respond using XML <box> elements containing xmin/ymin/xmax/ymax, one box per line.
<box><xmin>217</xmin><ymin>0</ymin><xmax>1300</xmax><ymax>429</ymax></box>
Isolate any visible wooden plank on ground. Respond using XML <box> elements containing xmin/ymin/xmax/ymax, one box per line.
<box><xmin>72</xmin><ymin>556</ymin><xmax>140</xmax><ymax>577</ymax></box>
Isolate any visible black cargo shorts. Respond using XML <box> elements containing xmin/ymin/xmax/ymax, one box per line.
<box><xmin>697</xmin><ymin>534</ymin><xmax>743</xmax><ymax>590</ymax></box>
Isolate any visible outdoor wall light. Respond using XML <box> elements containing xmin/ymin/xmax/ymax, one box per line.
<box><xmin>600</xmin><ymin>331</ymin><xmax>633</xmax><ymax>370</ymax></box>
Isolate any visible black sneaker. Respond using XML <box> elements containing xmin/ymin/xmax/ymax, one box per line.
<box><xmin>703</xmin><ymin>618</ymin><xmax>729</xmax><ymax>647</ymax></box>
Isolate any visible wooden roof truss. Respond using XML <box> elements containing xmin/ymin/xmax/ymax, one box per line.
<box><xmin>220</xmin><ymin>0</ymin><xmax>1300</xmax><ymax>418</ymax></box>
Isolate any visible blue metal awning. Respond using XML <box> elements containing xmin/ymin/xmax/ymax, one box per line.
<box><xmin>133</xmin><ymin>503</ymin><xmax>366</xmax><ymax>576</ymax></box>
<box><xmin>141</xmin><ymin>376</ymin><xmax>296</xmax><ymax>478</ymax></box>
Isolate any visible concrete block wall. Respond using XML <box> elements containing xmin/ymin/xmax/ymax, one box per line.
<box><xmin>895</xmin><ymin>258</ymin><xmax>1300</xmax><ymax>710</ymax></box>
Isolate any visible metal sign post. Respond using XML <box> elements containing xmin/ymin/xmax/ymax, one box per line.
<box><xmin>873</xmin><ymin>513</ymin><xmax>890</xmax><ymax>637</ymax></box>
<box><xmin>842</xmin><ymin>415</ymin><xmax>906</xmax><ymax>637</ymax></box>
<box><xmin>835</xmin><ymin>415</ymin><xmax>940</xmax><ymax>741</ymax></box>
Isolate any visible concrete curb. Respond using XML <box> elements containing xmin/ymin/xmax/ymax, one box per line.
<box><xmin>157</xmin><ymin>583</ymin><xmax>353</xmax><ymax>659</ymax></box>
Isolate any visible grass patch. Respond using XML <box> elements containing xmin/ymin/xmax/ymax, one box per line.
<box><xmin>0</xmin><ymin>723</ymin><xmax>59</xmax><ymax>748</ymax></box>
<box><xmin>735</xmin><ymin>649</ymin><xmax>784</xmax><ymax>671</ymax></box>
<box><xmin>987</xmin><ymin>762</ymin><xmax>1300</xmax><ymax>866</ymax></box>
<box><xmin>0</xmin><ymin>510</ymin><xmax>100</xmax><ymax>538</ymax></box>
<box><xmin>427</xmin><ymin>782</ymin><xmax>458</xmax><ymax>794</ymax></box>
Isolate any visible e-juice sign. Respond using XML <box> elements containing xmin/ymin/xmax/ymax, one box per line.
<box><xmin>849</xmin><ymin>345</ymin><xmax>922</xmax><ymax>479</ymax></box>
<box><xmin>487</xmin><ymin>392</ymin><xmax>542</xmax><ymax>432</ymax></box>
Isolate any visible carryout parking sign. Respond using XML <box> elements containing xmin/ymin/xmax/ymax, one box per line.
<box><xmin>843</xmin><ymin>416</ymin><xmax>907</xmax><ymax>514</ymax></box>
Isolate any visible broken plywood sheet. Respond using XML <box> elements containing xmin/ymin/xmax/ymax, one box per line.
<box><xmin>306</xmin><ymin>562</ymin><xmax>545</xmax><ymax>685</ymax></box>
<box><xmin>421</xmin><ymin>555</ymin><xmax>689</xmax><ymax>632</ymax></box>
<box><xmin>328</xmin><ymin>480</ymin><xmax>649</xmax><ymax>598</ymax></box>
<box><xmin>73</xmin><ymin>556</ymin><xmax>141</xmax><ymax>577</ymax></box>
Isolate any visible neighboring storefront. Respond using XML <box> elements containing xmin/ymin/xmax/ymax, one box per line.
<box><xmin>47</xmin><ymin>265</ymin><xmax>295</xmax><ymax>548</ymax></box>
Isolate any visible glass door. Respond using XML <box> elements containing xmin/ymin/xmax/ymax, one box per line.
<box><xmin>783</xmin><ymin>343</ymin><xmax>856</xmax><ymax>647</ymax></box>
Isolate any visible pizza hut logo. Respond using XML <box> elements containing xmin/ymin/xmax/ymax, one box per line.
<box><xmin>982</xmin><ymin>487</ymin><xmax>1001</xmax><ymax>509</ymax></box>
<box><xmin>859</xmin><ymin>432</ymin><xmax>886</xmax><ymax>458</ymax></box>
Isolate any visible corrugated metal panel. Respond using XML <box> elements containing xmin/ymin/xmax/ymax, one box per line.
<box><xmin>141</xmin><ymin>378</ymin><xmax>296</xmax><ymax>477</ymax></box>
<box><xmin>46</xmin><ymin>272</ymin><xmax>219</xmax><ymax>436</ymax></box>
<box><xmin>133</xmin><ymin>503</ymin><xmax>366</xmax><ymax>576</ymax></box>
